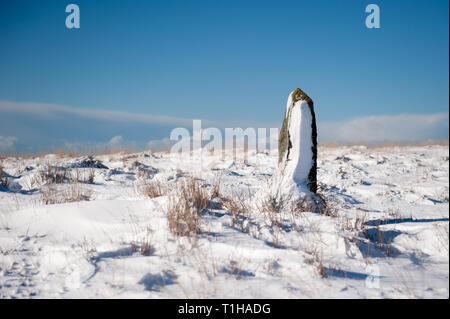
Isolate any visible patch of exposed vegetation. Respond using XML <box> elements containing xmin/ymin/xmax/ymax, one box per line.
<box><xmin>167</xmin><ymin>177</ymin><xmax>211</xmax><ymax>237</ymax></box>
<box><xmin>0</xmin><ymin>166</ymin><xmax>9</xmax><ymax>189</ymax></box>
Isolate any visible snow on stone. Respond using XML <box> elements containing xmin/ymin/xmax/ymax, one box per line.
<box><xmin>267</xmin><ymin>88</ymin><xmax>317</xmax><ymax>202</ymax></box>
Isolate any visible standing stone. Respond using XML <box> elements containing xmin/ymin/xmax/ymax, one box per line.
<box><xmin>277</xmin><ymin>88</ymin><xmax>317</xmax><ymax>194</ymax></box>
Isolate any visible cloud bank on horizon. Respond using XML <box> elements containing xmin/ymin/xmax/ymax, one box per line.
<box><xmin>0</xmin><ymin>101</ymin><xmax>448</xmax><ymax>153</ymax></box>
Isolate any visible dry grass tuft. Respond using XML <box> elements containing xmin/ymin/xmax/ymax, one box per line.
<box><xmin>303</xmin><ymin>246</ymin><xmax>325</xmax><ymax>278</ymax></box>
<box><xmin>72</xmin><ymin>168</ymin><xmax>96</xmax><ymax>184</ymax></box>
<box><xmin>38</xmin><ymin>163</ymin><xmax>97</xmax><ymax>186</ymax></box>
<box><xmin>258</xmin><ymin>195</ymin><xmax>291</xmax><ymax>230</ymax></box>
<box><xmin>386</xmin><ymin>207</ymin><xmax>404</xmax><ymax>219</ymax></box>
<box><xmin>221</xmin><ymin>192</ymin><xmax>251</xmax><ymax>232</ymax></box>
<box><xmin>436</xmin><ymin>224</ymin><xmax>449</xmax><ymax>254</ymax></box>
<box><xmin>39</xmin><ymin>163</ymin><xmax>68</xmax><ymax>184</ymax></box>
<box><xmin>167</xmin><ymin>195</ymin><xmax>201</xmax><ymax>237</ymax></box>
<box><xmin>362</xmin><ymin>225</ymin><xmax>395</xmax><ymax>257</ymax></box>
<box><xmin>211</xmin><ymin>178</ymin><xmax>222</xmax><ymax>198</ymax></box>
<box><xmin>295</xmin><ymin>193</ymin><xmax>338</xmax><ymax>217</ymax></box>
<box><xmin>338</xmin><ymin>212</ymin><xmax>368</xmax><ymax>233</ymax></box>
<box><xmin>319</xmin><ymin>139</ymin><xmax>449</xmax><ymax>149</ymax></box>
<box><xmin>167</xmin><ymin>177</ymin><xmax>210</xmax><ymax>237</ymax></box>
<box><xmin>40</xmin><ymin>183</ymin><xmax>91</xmax><ymax>205</ymax></box>
<box><xmin>179</xmin><ymin>177</ymin><xmax>210</xmax><ymax>212</ymax></box>
<box><xmin>86</xmin><ymin>168</ymin><xmax>95</xmax><ymax>184</ymax></box>
<box><xmin>131</xmin><ymin>226</ymin><xmax>155</xmax><ymax>256</ymax></box>
<box><xmin>257</xmin><ymin>191</ymin><xmax>337</xmax><ymax>234</ymax></box>
<box><xmin>142</xmin><ymin>179</ymin><xmax>164</xmax><ymax>198</ymax></box>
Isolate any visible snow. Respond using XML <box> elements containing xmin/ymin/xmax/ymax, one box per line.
<box><xmin>0</xmin><ymin>145</ymin><xmax>448</xmax><ymax>298</ymax></box>
<box><xmin>268</xmin><ymin>91</ymin><xmax>314</xmax><ymax>201</ymax></box>
<box><xmin>283</xmin><ymin>99</ymin><xmax>313</xmax><ymax>189</ymax></box>
<box><xmin>291</xmin><ymin>101</ymin><xmax>314</xmax><ymax>185</ymax></box>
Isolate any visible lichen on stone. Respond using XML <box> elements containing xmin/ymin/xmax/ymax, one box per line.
<box><xmin>278</xmin><ymin>107</ymin><xmax>291</xmax><ymax>164</ymax></box>
<box><xmin>290</xmin><ymin>87</ymin><xmax>313</xmax><ymax>105</ymax></box>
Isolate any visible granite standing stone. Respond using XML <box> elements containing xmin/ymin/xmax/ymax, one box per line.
<box><xmin>278</xmin><ymin>88</ymin><xmax>317</xmax><ymax>193</ymax></box>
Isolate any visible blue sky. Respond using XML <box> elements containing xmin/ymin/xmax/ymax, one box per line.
<box><xmin>0</xmin><ymin>0</ymin><xmax>448</xmax><ymax>152</ymax></box>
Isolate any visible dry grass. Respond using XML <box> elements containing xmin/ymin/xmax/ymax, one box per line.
<box><xmin>366</xmin><ymin>225</ymin><xmax>395</xmax><ymax>256</ymax></box>
<box><xmin>258</xmin><ymin>195</ymin><xmax>291</xmax><ymax>230</ymax></box>
<box><xmin>394</xmin><ymin>267</ymin><xmax>426</xmax><ymax>298</ymax></box>
<box><xmin>337</xmin><ymin>212</ymin><xmax>368</xmax><ymax>233</ymax></box>
<box><xmin>85</xmin><ymin>168</ymin><xmax>95</xmax><ymax>184</ymax></box>
<box><xmin>319</xmin><ymin>139</ymin><xmax>449</xmax><ymax>149</ymax></box>
<box><xmin>301</xmin><ymin>191</ymin><xmax>338</xmax><ymax>217</ymax></box>
<box><xmin>303</xmin><ymin>245</ymin><xmax>325</xmax><ymax>278</ymax></box>
<box><xmin>221</xmin><ymin>192</ymin><xmax>251</xmax><ymax>232</ymax></box>
<box><xmin>39</xmin><ymin>164</ymin><xmax>97</xmax><ymax>186</ymax></box>
<box><xmin>53</xmin><ymin>148</ymin><xmax>82</xmax><ymax>159</ymax></box>
<box><xmin>256</xmin><ymin>194</ymin><xmax>303</xmax><ymax>247</ymax></box>
<box><xmin>130</xmin><ymin>226</ymin><xmax>155</xmax><ymax>256</ymax></box>
<box><xmin>0</xmin><ymin>147</ymin><xmax>143</xmax><ymax>163</ymax></box>
<box><xmin>386</xmin><ymin>207</ymin><xmax>403</xmax><ymax>219</ymax></box>
<box><xmin>189</xmin><ymin>245</ymin><xmax>219</xmax><ymax>282</ymax></box>
<box><xmin>224</xmin><ymin>258</ymin><xmax>253</xmax><ymax>280</ymax></box>
<box><xmin>211</xmin><ymin>178</ymin><xmax>221</xmax><ymax>198</ymax></box>
<box><xmin>337</xmin><ymin>211</ymin><xmax>399</xmax><ymax>258</ymax></box>
<box><xmin>52</xmin><ymin>147</ymin><xmax>138</xmax><ymax>158</ymax></box>
<box><xmin>435</xmin><ymin>186</ymin><xmax>449</xmax><ymax>203</ymax></box>
<box><xmin>180</xmin><ymin>177</ymin><xmax>210</xmax><ymax>212</ymax></box>
<box><xmin>167</xmin><ymin>177</ymin><xmax>210</xmax><ymax>237</ymax></box>
<box><xmin>72</xmin><ymin>168</ymin><xmax>96</xmax><ymax>184</ymax></box>
<box><xmin>435</xmin><ymin>224</ymin><xmax>449</xmax><ymax>254</ymax></box>
<box><xmin>40</xmin><ymin>183</ymin><xmax>91</xmax><ymax>205</ymax></box>
<box><xmin>257</xmin><ymin>192</ymin><xmax>337</xmax><ymax>234</ymax></box>
<box><xmin>77</xmin><ymin>237</ymin><xmax>98</xmax><ymax>259</ymax></box>
<box><xmin>167</xmin><ymin>195</ymin><xmax>201</xmax><ymax>237</ymax></box>
<box><xmin>142</xmin><ymin>179</ymin><xmax>164</xmax><ymax>198</ymax></box>
<box><xmin>39</xmin><ymin>163</ymin><xmax>68</xmax><ymax>184</ymax></box>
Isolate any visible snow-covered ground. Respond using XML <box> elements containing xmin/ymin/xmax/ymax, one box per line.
<box><xmin>0</xmin><ymin>145</ymin><xmax>448</xmax><ymax>298</ymax></box>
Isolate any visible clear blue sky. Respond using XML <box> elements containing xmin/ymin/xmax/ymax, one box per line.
<box><xmin>0</xmin><ymin>0</ymin><xmax>448</xmax><ymax>152</ymax></box>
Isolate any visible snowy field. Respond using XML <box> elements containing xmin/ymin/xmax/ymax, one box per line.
<box><xmin>0</xmin><ymin>145</ymin><xmax>448</xmax><ymax>298</ymax></box>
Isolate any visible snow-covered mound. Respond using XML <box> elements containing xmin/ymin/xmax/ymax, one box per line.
<box><xmin>0</xmin><ymin>145</ymin><xmax>448</xmax><ymax>298</ymax></box>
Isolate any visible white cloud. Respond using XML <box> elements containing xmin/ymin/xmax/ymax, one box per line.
<box><xmin>1</xmin><ymin>101</ymin><xmax>448</xmax><ymax>151</ymax></box>
<box><xmin>0</xmin><ymin>101</ymin><xmax>274</xmax><ymax>129</ymax></box>
<box><xmin>0</xmin><ymin>101</ymin><xmax>197</xmax><ymax>127</ymax></box>
<box><xmin>108</xmin><ymin>135</ymin><xmax>123</xmax><ymax>147</ymax></box>
<box><xmin>319</xmin><ymin>113</ymin><xmax>449</xmax><ymax>143</ymax></box>
<box><xmin>125</xmin><ymin>112</ymin><xmax>450</xmax><ymax>151</ymax></box>
<box><xmin>147</xmin><ymin>138</ymin><xmax>173</xmax><ymax>150</ymax></box>
<box><xmin>0</xmin><ymin>136</ymin><xmax>17</xmax><ymax>152</ymax></box>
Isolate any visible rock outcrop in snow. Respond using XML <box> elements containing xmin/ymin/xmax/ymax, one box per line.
<box><xmin>271</xmin><ymin>88</ymin><xmax>317</xmax><ymax>200</ymax></box>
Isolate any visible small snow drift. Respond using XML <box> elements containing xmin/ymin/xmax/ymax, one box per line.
<box><xmin>272</xmin><ymin>88</ymin><xmax>317</xmax><ymax>201</ymax></box>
